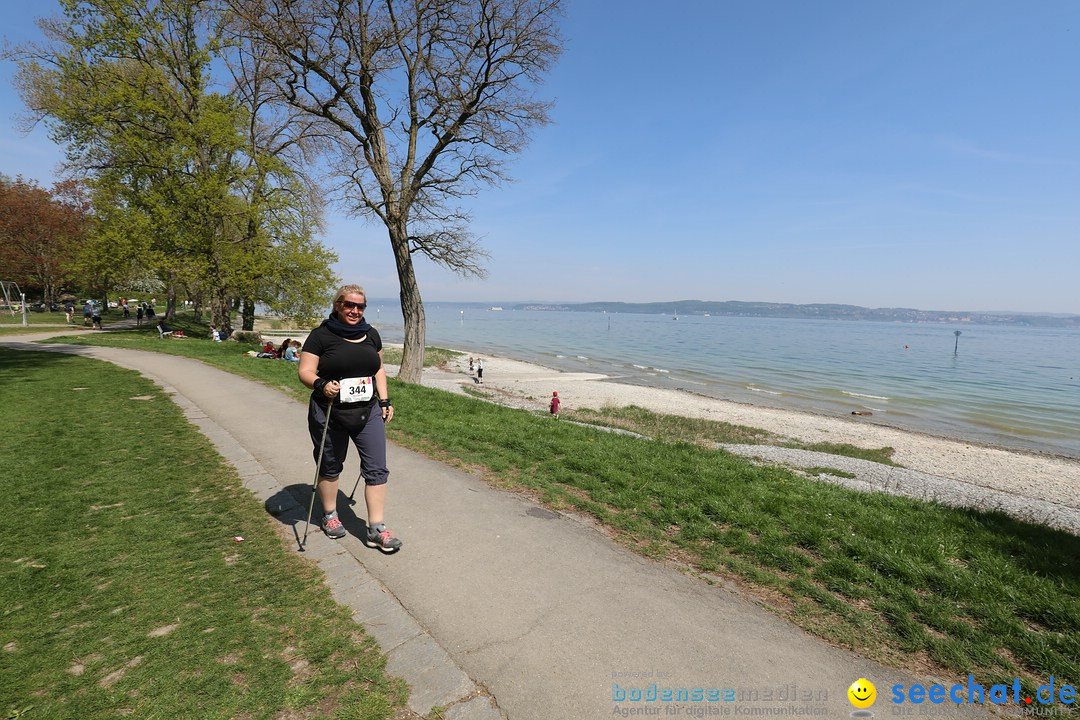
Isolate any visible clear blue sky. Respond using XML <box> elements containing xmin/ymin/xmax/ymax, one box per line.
<box><xmin>4</xmin><ymin>1</ymin><xmax>1079</xmax><ymax>313</ymax></box>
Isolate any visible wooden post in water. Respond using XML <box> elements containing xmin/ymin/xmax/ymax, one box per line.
<box><xmin>954</xmin><ymin>330</ymin><xmax>962</xmax><ymax>353</ymax></box>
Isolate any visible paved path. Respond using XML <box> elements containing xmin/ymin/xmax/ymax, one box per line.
<box><xmin>1</xmin><ymin>332</ymin><xmax>990</xmax><ymax>719</ymax></box>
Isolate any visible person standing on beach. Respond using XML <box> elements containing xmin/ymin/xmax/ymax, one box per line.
<box><xmin>477</xmin><ymin>358</ymin><xmax>484</xmax><ymax>384</ymax></box>
<box><xmin>549</xmin><ymin>391</ymin><xmax>561</xmax><ymax>419</ymax></box>
<box><xmin>298</xmin><ymin>284</ymin><xmax>402</xmax><ymax>550</ymax></box>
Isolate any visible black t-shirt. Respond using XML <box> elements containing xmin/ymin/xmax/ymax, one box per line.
<box><xmin>303</xmin><ymin>324</ymin><xmax>383</xmax><ymax>407</ymax></box>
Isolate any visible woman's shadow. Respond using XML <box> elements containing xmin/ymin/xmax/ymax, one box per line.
<box><xmin>266</xmin><ymin>484</ymin><xmax>398</xmax><ymax>553</ymax></box>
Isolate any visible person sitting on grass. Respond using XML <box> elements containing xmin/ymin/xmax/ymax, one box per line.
<box><xmin>283</xmin><ymin>339</ymin><xmax>301</xmax><ymax>363</ymax></box>
<box><xmin>277</xmin><ymin>338</ymin><xmax>293</xmax><ymax>359</ymax></box>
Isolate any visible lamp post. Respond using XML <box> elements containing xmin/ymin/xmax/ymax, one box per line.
<box><xmin>953</xmin><ymin>330</ymin><xmax>962</xmax><ymax>353</ymax></box>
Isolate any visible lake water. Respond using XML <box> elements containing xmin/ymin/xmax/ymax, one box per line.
<box><xmin>368</xmin><ymin>301</ymin><xmax>1080</xmax><ymax>459</ymax></box>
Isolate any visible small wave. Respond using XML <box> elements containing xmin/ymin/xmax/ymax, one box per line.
<box><xmin>577</xmin><ymin>355</ymin><xmax>589</xmax><ymax>360</ymax></box>
<box><xmin>653</xmin><ymin>368</ymin><xmax>670</xmax><ymax>373</ymax></box>
<box><xmin>842</xmin><ymin>391</ymin><xmax>890</xmax><ymax>401</ymax></box>
<box><xmin>555</xmin><ymin>354</ymin><xmax>566</xmax><ymax>359</ymax></box>
<box><xmin>631</xmin><ymin>364</ymin><xmax>648</xmax><ymax>370</ymax></box>
<box><xmin>747</xmin><ymin>386</ymin><xmax>782</xmax><ymax>395</ymax></box>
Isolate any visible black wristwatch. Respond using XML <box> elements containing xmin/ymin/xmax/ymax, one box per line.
<box><xmin>379</xmin><ymin>399</ymin><xmax>391</xmax><ymax>408</ymax></box>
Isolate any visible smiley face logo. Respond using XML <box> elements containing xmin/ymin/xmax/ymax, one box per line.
<box><xmin>848</xmin><ymin>678</ymin><xmax>876</xmax><ymax>709</ymax></box>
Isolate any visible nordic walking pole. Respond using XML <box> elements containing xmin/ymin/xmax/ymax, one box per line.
<box><xmin>300</xmin><ymin>401</ymin><xmax>334</xmax><ymax>550</ymax></box>
<box><xmin>347</xmin><ymin>471</ymin><xmax>363</xmax><ymax>505</ymax></box>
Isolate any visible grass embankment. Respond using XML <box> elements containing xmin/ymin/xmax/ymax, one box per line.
<box><xmin>36</xmin><ymin>330</ymin><xmax>1080</xmax><ymax>693</ymax></box>
<box><xmin>568</xmin><ymin>404</ymin><xmax>898</xmax><ymax>465</ymax></box>
<box><xmin>0</xmin><ymin>350</ymin><xmax>407</xmax><ymax>719</ymax></box>
<box><xmin>385</xmin><ymin>382</ymin><xmax>1079</xmax><ymax>691</ymax></box>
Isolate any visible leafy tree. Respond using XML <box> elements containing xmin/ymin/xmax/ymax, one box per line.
<box><xmin>0</xmin><ymin>176</ymin><xmax>87</xmax><ymax>305</ymax></box>
<box><xmin>12</xmin><ymin>0</ymin><xmax>243</xmax><ymax>319</ymax></box>
<box><xmin>227</xmin><ymin>0</ymin><xmax>563</xmax><ymax>381</ymax></box>
<box><xmin>11</xmin><ymin>0</ymin><xmax>338</xmax><ymax>328</ymax></box>
<box><xmin>221</xmin><ymin>26</ymin><xmax>340</xmax><ymax>329</ymax></box>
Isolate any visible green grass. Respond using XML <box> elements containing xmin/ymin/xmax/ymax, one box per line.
<box><xmin>43</xmin><ymin>325</ymin><xmax>308</xmax><ymax>399</ymax></box>
<box><xmin>0</xmin><ymin>349</ymin><xmax>408</xmax><ymax>719</ymax></box>
<box><xmin>381</xmin><ymin>345</ymin><xmax>462</xmax><ymax>369</ymax></box>
<box><xmin>43</xmin><ymin>329</ymin><xmax>460</xmax><ymax>403</ymax></box>
<box><xmin>0</xmin><ymin>309</ymin><xmax>136</xmax><ymax>328</ymax></box>
<box><xmin>28</xmin><ymin>332</ymin><xmax>1080</xmax><ymax>693</ymax></box>
<box><xmin>784</xmin><ymin>440</ymin><xmax>898</xmax><ymax>466</ymax></box>
<box><xmin>383</xmin><ymin>383</ymin><xmax>1079</xmax><ymax>692</ymax></box>
<box><xmin>801</xmin><ymin>467</ymin><xmax>858</xmax><ymax>479</ymax></box>
<box><xmin>0</xmin><ymin>310</ymin><xmax>78</xmax><ymax>326</ymax></box>
<box><xmin>0</xmin><ymin>326</ymin><xmax>69</xmax><ymax>336</ymax></box>
<box><xmin>568</xmin><ymin>404</ymin><xmax>897</xmax><ymax>465</ymax></box>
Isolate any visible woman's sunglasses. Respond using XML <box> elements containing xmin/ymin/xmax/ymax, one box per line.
<box><xmin>341</xmin><ymin>300</ymin><xmax>366</xmax><ymax>310</ymax></box>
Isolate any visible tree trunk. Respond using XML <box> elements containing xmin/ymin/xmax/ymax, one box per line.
<box><xmin>389</xmin><ymin>220</ymin><xmax>425</xmax><ymax>383</ymax></box>
<box><xmin>213</xmin><ymin>288</ymin><xmax>231</xmax><ymax>329</ymax></box>
<box><xmin>242</xmin><ymin>297</ymin><xmax>255</xmax><ymax>331</ymax></box>
<box><xmin>166</xmin><ymin>282</ymin><xmax>177</xmax><ymax>321</ymax></box>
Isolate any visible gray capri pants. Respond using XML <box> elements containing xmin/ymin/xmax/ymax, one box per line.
<box><xmin>308</xmin><ymin>397</ymin><xmax>389</xmax><ymax>485</ymax></box>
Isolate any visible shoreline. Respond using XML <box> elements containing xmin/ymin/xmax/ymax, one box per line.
<box><xmin>404</xmin><ymin>346</ymin><xmax>1080</xmax><ymax>528</ymax></box>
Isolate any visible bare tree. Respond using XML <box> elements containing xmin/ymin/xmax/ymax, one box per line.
<box><xmin>227</xmin><ymin>0</ymin><xmax>562</xmax><ymax>382</ymax></box>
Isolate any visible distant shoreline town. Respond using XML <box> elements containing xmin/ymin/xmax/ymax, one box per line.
<box><xmin>513</xmin><ymin>300</ymin><xmax>1080</xmax><ymax>327</ymax></box>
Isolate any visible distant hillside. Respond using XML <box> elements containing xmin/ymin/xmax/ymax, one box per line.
<box><xmin>514</xmin><ymin>300</ymin><xmax>1080</xmax><ymax>327</ymax></box>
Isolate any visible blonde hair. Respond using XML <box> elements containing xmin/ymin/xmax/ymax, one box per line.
<box><xmin>332</xmin><ymin>284</ymin><xmax>367</xmax><ymax>307</ymax></box>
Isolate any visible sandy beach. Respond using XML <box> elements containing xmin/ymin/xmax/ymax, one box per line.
<box><xmin>406</xmin><ymin>348</ymin><xmax>1080</xmax><ymax>534</ymax></box>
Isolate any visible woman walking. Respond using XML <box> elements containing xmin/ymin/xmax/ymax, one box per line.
<box><xmin>298</xmin><ymin>284</ymin><xmax>402</xmax><ymax>550</ymax></box>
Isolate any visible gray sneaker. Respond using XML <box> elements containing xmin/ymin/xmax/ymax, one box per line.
<box><xmin>365</xmin><ymin>523</ymin><xmax>402</xmax><ymax>551</ymax></box>
<box><xmin>322</xmin><ymin>512</ymin><xmax>346</xmax><ymax>539</ymax></box>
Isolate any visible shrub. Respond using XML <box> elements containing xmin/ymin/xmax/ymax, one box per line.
<box><xmin>230</xmin><ymin>330</ymin><xmax>261</xmax><ymax>345</ymax></box>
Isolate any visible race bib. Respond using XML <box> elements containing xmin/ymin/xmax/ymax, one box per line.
<box><xmin>340</xmin><ymin>376</ymin><xmax>374</xmax><ymax>403</ymax></box>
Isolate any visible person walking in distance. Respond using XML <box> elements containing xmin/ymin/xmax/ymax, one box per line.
<box><xmin>477</xmin><ymin>358</ymin><xmax>484</xmax><ymax>385</ymax></box>
<box><xmin>297</xmin><ymin>284</ymin><xmax>402</xmax><ymax>550</ymax></box>
<box><xmin>549</xmin><ymin>391</ymin><xmax>561</xmax><ymax>419</ymax></box>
